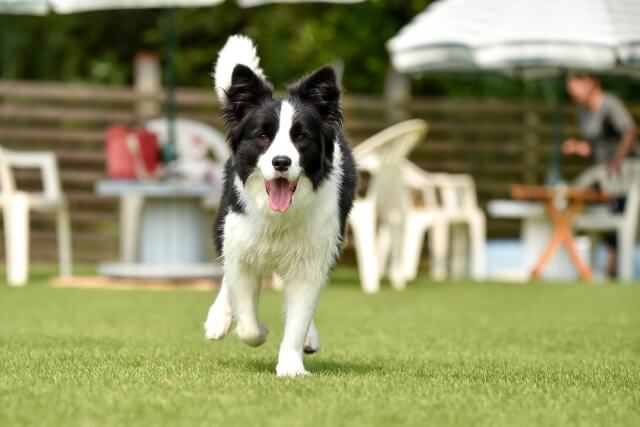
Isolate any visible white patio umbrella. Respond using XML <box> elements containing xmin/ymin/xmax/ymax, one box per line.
<box><xmin>50</xmin><ymin>0</ymin><xmax>363</xmax><ymax>7</ymax></box>
<box><xmin>388</xmin><ymin>0</ymin><xmax>640</xmax><ymax>74</ymax></box>
<box><xmin>51</xmin><ymin>0</ymin><xmax>223</xmax><ymax>13</ymax></box>
<box><xmin>0</xmin><ymin>0</ymin><xmax>361</xmax><ymax>14</ymax></box>
<box><xmin>387</xmin><ymin>0</ymin><xmax>640</xmax><ymax>183</ymax></box>
<box><xmin>0</xmin><ymin>0</ymin><xmax>49</xmax><ymax>14</ymax></box>
<box><xmin>238</xmin><ymin>0</ymin><xmax>361</xmax><ymax>6</ymax></box>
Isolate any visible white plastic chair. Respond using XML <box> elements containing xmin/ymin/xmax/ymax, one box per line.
<box><xmin>0</xmin><ymin>148</ymin><xmax>72</xmax><ymax>286</ymax></box>
<box><xmin>118</xmin><ymin>118</ymin><xmax>229</xmax><ymax>263</ymax></box>
<box><xmin>573</xmin><ymin>160</ymin><xmax>640</xmax><ymax>282</ymax></box>
<box><xmin>145</xmin><ymin>117</ymin><xmax>230</xmax><ymax>166</ymax></box>
<box><xmin>436</xmin><ymin>173</ymin><xmax>486</xmax><ymax>280</ymax></box>
<box><xmin>401</xmin><ymin>167</ymin><xmax>486</xmax><ymax>281</ymax></box>
<box><xmin>349</xmin><ymin>119</ymin><xmax>428</xmax><ymax>293</ymax></box>
<box><xmin>401</xmin><ymin>161</ymin><xmax>448</xmax><ymax>281</ymax></box>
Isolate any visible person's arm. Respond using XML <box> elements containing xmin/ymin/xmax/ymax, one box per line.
<box><xmin>564</xmin><ymin>110</ymin><xmax>592</xmax><ymax>157</ymax></box>
<box><xmin>608</xmin><ymin>127</ymin><xmax>636</xmax><ymax>173</ymax></box>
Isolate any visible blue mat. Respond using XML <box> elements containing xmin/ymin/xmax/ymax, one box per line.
<box><xmin>486</xmin><ymin>239</ymin><xmax>640</xmax><ymax>280</ymax></box>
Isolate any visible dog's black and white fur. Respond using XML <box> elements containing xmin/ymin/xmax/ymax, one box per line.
<box><xmin>203</xmin><ymin>35</ymin><xmax>357</xmax><ymax>376</ymax></box>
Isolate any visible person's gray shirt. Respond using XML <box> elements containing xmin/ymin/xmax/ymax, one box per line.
<box><xmin>577</xmin><ymin>92</ymin><xmax>636</xmax><ymax>165</ymax></box>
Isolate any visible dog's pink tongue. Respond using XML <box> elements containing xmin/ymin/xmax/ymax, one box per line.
<box><xmin>268</xmin><ymin>178</ymin><xmax>293</xmax><ymax>212</ymax></box>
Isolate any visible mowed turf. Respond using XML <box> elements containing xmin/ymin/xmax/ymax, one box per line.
<box><xmin>0</xmin><ymin>267</ymin><xmax>639</xmax><ymax>427</ymax></box>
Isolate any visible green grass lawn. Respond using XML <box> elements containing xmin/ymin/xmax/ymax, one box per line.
<box><xmin>1</xmin><ymin>267</ymin><xmax>639</xmax><ymax>427</ymax></box>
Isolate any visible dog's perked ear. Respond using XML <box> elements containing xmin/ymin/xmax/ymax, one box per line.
<box><xmin>222</xmin><ymin>64</ymin><xmax>273</xmax><ymax>128</ymax></box>
<box><xmin>288</xmin><ymin>66</ymin><xmax>342</xmax><ymax>128</ymax></box>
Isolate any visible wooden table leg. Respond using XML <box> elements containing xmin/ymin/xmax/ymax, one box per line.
<box><xmin>530</xmin><ymin>201</ymin><xmax>565</xmax><ymax>279</ymax></box>
<box><xmin>530</xmin><ymin>200</ymin><xmax>592</xmax><ymax>281</ymax></box>
<box><xmin>557</xmin><ymin>201</ymin><xmax>592</xmax><ymax>281</ymax></box>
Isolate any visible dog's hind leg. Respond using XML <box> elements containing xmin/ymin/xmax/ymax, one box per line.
<box><xmin>204</xmin><ymin>277</ymin><xmax>233</xmax><ymax>340</ymax></box>
<box><xmin>276</xmin><ymin>281</ymin><xmax>322</xmax><ymax>376</ymax></box>
<box><xmin>229</xmin><ymin>265</ymin><xmax>268</xmax><ymax>347</ymax></box>
<box><xmin>304</xmin><ymin>318</ymin><xmax>320</xmax><ymax>354</ymax></box>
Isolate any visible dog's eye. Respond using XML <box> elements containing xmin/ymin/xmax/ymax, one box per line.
<box><xmin>294</xmin><ymin>134</ymin><xmax>305</xmax><ymax>143</ymax></box>
<box><xmin>257</xmin><ymin>133</ymin><xmax>269</xmax><ymax>144</ymax></box>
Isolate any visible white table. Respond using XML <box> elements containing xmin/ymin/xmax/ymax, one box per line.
<box><xmin>487</xmin><ymin>200</ymin><xmax>590</xmax><ymax>281</ymax></box>
<box><xmin>95</xmin><ymin>180</ymin><xmax>223</xmax><ymax>279</ymax></box>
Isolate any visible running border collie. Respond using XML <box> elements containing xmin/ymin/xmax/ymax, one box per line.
<box><xmin>203</xmin><ymin>35</ymin><xmax>357</xmax><ymax>376</ymax></box>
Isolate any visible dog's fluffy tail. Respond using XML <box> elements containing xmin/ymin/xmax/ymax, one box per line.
<box><xmin>213</xmin><ymin>35</ymin><xmax>265</xmax><ymax>105</ymax></box>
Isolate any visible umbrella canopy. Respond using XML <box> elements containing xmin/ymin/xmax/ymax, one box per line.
<box><xmin>52</xmin><ymin>0</ymin><xmax>223</xmax><ymax>13</ymax></box>
<box><xmin>238</xmin><ymin>0</ymin><xmax>362</xmax><ymax>6</ymax></box>
<box><xmin>0</xmin><ymin>0</ymin><xmax>49</xmax><ymax>14</ymax></box>
<box><xmin>0</xmin><ymin>0</ymin><xmax>360</xmax><ymax>14</ymax></box>
<box><xmin>0</xmin><ymin>0</ymin><xmax>224</xmax><ymax>14</ymax></box>
<box><xmin>387</xmin><ymin>0</ymin><xmax>640</xmax><ymax>74</ymax></box>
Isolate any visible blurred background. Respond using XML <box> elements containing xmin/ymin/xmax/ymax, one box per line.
<box><xmin>0</xmin><ymin>0</ymin><xmax>639</xmax><ymax>289</ymax></box>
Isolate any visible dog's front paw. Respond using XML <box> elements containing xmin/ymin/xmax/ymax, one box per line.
<box><xmin>277</xmin><ymin>367</ymin><xmax>310</xmax><ymax>377</ymax></box>
<box><xmin>276</xmin><ymin>349</ymin><xmax>310</xmax><ymax>377</ymax></box>
<box><xmin>204</xmin><ymin>307</ymin><xmax>232</xmax><ymax>340</ymax></box>
<box><xmin>236</xmin><ymin>322</ymin><xmax>268</xmax><ymax>347</ymax></box>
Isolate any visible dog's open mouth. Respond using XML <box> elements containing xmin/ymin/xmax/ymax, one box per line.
<box><xmin>265</xmin><ymin>178</ymin><xmax>298</xmax><ymax>212</ymax></box>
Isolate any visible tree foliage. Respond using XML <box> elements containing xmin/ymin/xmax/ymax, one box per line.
<box><xmin>0</xmin><ymin>1</ymin><xmax>429</xmax><ymax>93</ymax></box>
<box><xmin>1</xmin><ymin>0</ymin><xmax>638</xmax><ymax>98</ymax></box>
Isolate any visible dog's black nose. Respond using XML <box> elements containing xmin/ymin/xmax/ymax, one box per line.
<box><xmin>272</xmin><ymin>156</ymin><xmax>292</xmax><ymax>172</ymax></box>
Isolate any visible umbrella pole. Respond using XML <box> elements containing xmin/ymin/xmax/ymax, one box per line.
<box><xmin>163</xmin><ymin>7</ymin><xmax>177</xmax><ymax>162</ymax></box>
<box><xmin>546</xmin><ymin>70</ymin><xmax>566</xmax><ymax>185</ymax></box>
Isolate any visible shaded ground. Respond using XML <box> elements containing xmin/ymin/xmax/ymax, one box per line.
<box><xmin>1</xmin><ymin>267</ymin><xmax>639</xmax><ymax>426</ymax></box>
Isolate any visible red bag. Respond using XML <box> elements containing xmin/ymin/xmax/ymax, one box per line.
<box><xmin>106</xmin><ymin>125</ymin><xmax>159</xmax><ymax>179</ymax></box>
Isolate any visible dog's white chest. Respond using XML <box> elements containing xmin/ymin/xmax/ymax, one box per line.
<box><xmin>225</xmin><ymin>211</ymin><xmax>336</xmax><ymax>275</ymax></box>
<box><xmin>224</xmin><ymin>180</ymin><xmax>341</xmax><ymax>280</ymax></box>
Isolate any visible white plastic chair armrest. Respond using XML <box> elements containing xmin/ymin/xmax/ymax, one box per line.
<box><xmin>2</xmin><ymin>150</ymin><xmax>62</xmax><ymax>200</ymax></box>
<box><xmin>573</xmin><ymin>164</ymin><xmax>604</xmax><ymax>189</ymax></box>
<box><xmin>355</xmin><ymin>154</ymin><xmax>379</xmax><ymax>174</ymax></box>
<box><xmin>402</xmin><ymin>161</ymin><xmax>432</xmax><ymax>188</ymax></box>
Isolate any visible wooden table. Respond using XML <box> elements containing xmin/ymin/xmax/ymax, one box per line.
<box><xmin>511</xmin><ymin>185</ymin><xmax>609</xmax><ymax>281</ymax></box>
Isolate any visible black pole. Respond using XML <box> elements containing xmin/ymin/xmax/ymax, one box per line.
<box><xmin>163</xmin><ymin>7</ymin><xmax>177</xmax><ymax>162</ymax></box>
<box><xmin>546</xmin><ymin>69</ymin><xmax>567</xmax><ymax>185</ymax></box>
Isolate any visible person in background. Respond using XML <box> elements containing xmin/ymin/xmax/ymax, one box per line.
<box><xmin>563</xmin><ymin>74</ymin><xmax>637</xmax><ymax>278</ymax></box>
